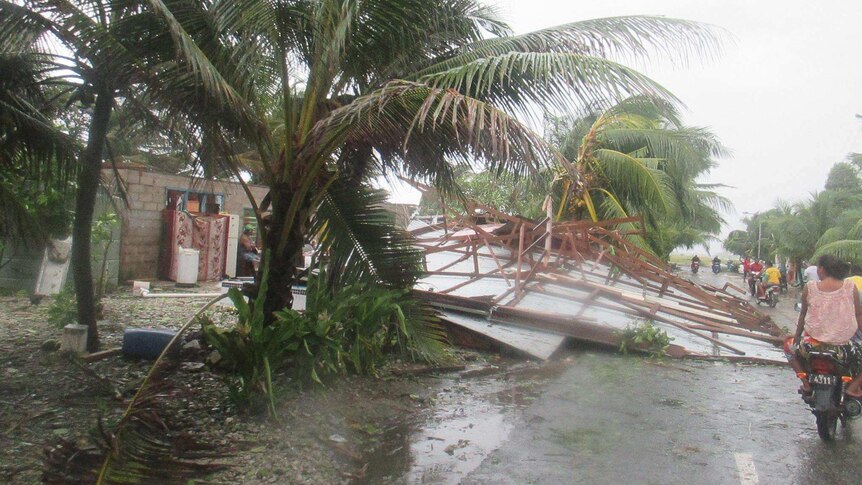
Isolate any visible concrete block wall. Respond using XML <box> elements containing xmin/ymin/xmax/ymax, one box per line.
<box><xmin>105</xmin><ymin>167</ymin><xmax>268</xmax><ymax>281</ymax></box>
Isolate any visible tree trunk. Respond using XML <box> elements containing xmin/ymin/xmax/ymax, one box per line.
<box><xmin>260</xmin><ymin>183</ymin><xmax>310</xmax><ymax>323</ymax></box>
<box><xmin>72</xmin><ymin>86</ymin><xmax>113</xmax><ymax>352</ymax></box>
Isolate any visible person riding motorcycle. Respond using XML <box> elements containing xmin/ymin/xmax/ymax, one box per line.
<box><xmin>787</xmin><ymin>255</ymin><xmax>862</xmax><ymax>398</ymax></box>
<box><xmin>756</xmin><ymin>262</ymin><xmax>781</xmax><ymax>298</ymax></box>
<box><xmin>747</xmin><ymin>259</ymin><xmax>765</xmax><ymax>295</ymax></box>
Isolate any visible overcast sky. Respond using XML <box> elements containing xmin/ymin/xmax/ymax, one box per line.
<box><xmin>385</xmin><ymin>0</ymin><xmax>862</xmax><ymax>247</ymax></box>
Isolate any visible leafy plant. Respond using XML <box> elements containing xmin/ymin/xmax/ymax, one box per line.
<box><xmin>618</xmin><ymin>320</ymin><xmax>673</xmax><ymax>359</ymax></box>
<box><xmin>47</xmin><ymin>286</ymin><xmax>78</xmax><ymax>328</ymax></box>
<box><xmin>91</xmin><ymin>211</ymin><xmax>117</xmax><ymax>300</ymax></box>
<box><xmin>282</xmin><ymin>267</ymin><xmax>447</xmax><ymax>382</ymax></box>
<box><xmin>201</xmin><ymin>282</ymin><xmax>284</xmax><ymax>415</ymax></box>
<box><xmin>202</xmin><ymin>267</ymin><xmax>446</xmax><ymax>411</ymax></box>
<box><xmin>48</xmin><ymin>286</ymin><xmax>104</xmax><ymax>328</ymax></box>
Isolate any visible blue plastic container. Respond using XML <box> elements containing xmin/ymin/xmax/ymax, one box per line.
<box><xmin>122</xmin><ymin>328</ymin><xmax>177</xmax><ymax>359</ymax></box>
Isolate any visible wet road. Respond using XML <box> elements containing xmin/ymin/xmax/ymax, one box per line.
<box><xmin>463</xmin><ymin>354</ymin><xmax>862</xmax><ymax>485</ymax></box>
<box><xmin>382</xmin><ymin>270</ymin><xmax>862</xmax><ymax>484</ymax></box>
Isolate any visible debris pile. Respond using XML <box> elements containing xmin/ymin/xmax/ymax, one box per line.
<box><xmin>410</xmin><ymin>198</ymin><xmax>785</xmax><ymax>363</ymax></box>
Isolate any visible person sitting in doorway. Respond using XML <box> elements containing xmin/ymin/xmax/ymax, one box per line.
<box><xmin>239</xmin><ymin>226</ymin><xmax>261</xmax><ymax>272</ymax></box>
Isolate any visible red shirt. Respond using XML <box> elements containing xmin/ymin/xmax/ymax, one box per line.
<box><xmin>750</xmin><ymin>262</ymin><xmax>764</xmax><ymax>273</ymax></box>
<box><xmin>743</xmin><ymin>258</ymin><xmax>751</xmax><ymax>271</ymax></box>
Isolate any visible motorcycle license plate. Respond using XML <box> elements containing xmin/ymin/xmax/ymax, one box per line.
<box><xmin>810</xmin><ymin>374</ymin><xmax>836</xmax><ymax>385</ymax></box>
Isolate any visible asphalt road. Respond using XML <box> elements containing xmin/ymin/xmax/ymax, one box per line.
<box><xmin>462</xmin><ymin>351</ymin><xmax>862</xmax><ymax>484</ymax></box>
<box><xmin>460</xmin><ymin>270</ymin><xmax>862</xmax><ymax>485</ymax></box>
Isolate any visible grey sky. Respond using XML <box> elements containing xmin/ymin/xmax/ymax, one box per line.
<box><xmin>385</xmin><ymin>0</ymin><xmax>862</xmax><ymax>246</ymax></box>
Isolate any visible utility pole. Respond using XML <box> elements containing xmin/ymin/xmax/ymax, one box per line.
<box><xmin>757</xmin><ymin>221</ymin><xmax>762</xmax><ymax>261</ymax></box>
<box><xmin>742</xmin><ymin>211</ymin><xmax>763</xmax><ymax>261</ymax></box>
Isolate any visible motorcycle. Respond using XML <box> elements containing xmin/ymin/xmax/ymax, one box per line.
<box><xmin>747</xmin><ymin>271</ymin><xmax>761</xmax><ymax>296</ymax></box>
<box><xmin>755</xmin><ymin>283</ymin><xmax>778</xmax><ymax>308</ymax></box>
<box><xmin>691</xmin><ymin>260</ymin><xmax>700</xmax><ymax>274</ymax></box>
<box><xmin>712</xmin><ymin>262</ymin><xmax>721</xmax><ymax>274</ymax></box>
<box><xmin>797</xmin><ymin>343</ymin><xmax>862</xmax><ymax>441</ymax></box>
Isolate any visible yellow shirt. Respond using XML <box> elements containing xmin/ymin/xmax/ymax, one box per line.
<box><xmin>847</xmin><ymin>276</ymin><xmax>862</xmax><ymax>293</ymax></box>
<box><xmin>764</xmin><ymin>267</ymin><xmax>781</xmax><ymax>285</ymax></box>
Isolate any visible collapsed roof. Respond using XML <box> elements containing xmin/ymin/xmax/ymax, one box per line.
<box><xmin>409</xmin><ymin>197</ymin><xmax>786</xmax><ymax>363</ymax></box>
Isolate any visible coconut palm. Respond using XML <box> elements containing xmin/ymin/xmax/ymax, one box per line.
<box><xmin>1</xmin><ymin>0</ymin><xmax>148</xmax><ymax>350</ymax></box>
<box><xmin>1</xmin><ymin>0</ymin><xmax>245</xmax><ymax>350</ymax></box>
<box><xmin>140</xmin><ymin>1</ymin><xmax>722</xmax><ymax>318</ymax></box>
<box><xmin>0</xmin><ymin>2</ymin><xmax>79</xmax><ymax>245</ymax></box>
<box><xmin>548</xmin><ymin>96</ymin><xmax>729</xmax><ymax>256</ymax></box>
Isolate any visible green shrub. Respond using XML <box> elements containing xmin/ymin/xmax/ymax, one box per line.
<box><xmin>47</xmin><ymin>287</ymin><xmax>103</xmax><ymax>328</ymax></box>
<box><xmin>618</xmin><ymin>320</ymin><xmax>673</xmax><ymax>359</ymax></box>
<box><xmin>47</xmin><ymin>287</ymin><xmax>78</xmax><ymax>328</ymax></box>
<box><xmin>201</xmin><ymin>268</ymin><xmax>446</xmax><ymax>414</ymax></box>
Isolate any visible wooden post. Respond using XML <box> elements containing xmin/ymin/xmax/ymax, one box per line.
<box><xmin>543</xmin><ymin>196</ymin><xmax>553</xmax><ymax>267</ymax></box>
<box><xmin>60</xmin><ymin>324</ymin><xmax>88</xmax><ymax>353</ymax></box>
<box><xmin>515</xmin><ymin>223</ymin><xmax>526</xmax><ymax>292</ymax></box>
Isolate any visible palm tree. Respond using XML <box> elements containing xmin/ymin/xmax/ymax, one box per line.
<box><xmin>2</xmin><ymin>0</ymin><xmax>246</xmax><ymax>350</ymax></box>
<box><xmin>0</xmin><ymin>2</ymin><xmax>79</xmax><ymax>246</ymax></box>
<box><xmin>548</xmin><ymin>96</ymin><xmax>729</xmax><ymax>257</ymax></box>
<box><xmin>143</xmin><ymin>0</ymin><xmax>722</xmax><ymax>318</ymax></box>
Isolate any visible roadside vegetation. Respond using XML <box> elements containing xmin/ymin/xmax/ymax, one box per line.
<box><xmin>724</xmin><ymin>157</ymin><xmax>862</xmax><ymax>269</ymax></box>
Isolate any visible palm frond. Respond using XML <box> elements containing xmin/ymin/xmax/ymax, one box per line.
<box><xmin>814</xmin><ymin>240</ymin><xmax>862</xmax><ymax>267</ymax></box>
<box><xmin>594</xmin><ymin>190</ymin><xmax>652</xmax><ymax>252</ymax></box>
<box><xmin>145</xmin><ymin>0</ymin><xmax>257</xmax><ymax>121</ymax></box>
<box><xmin>419</xmin><ymin>52</ymin><xmax>680</xmax><ymax>116</ymax></box>
<box><xmin>415</xmin><ymin>15</ymin><xmax>724</xmax><ymax>77</ymax></box>
<box><xmin>311</xmin><ymin>177</ymin><xmax>424</xmax><ymax>289</ymax></box>
<box><xmin>816</xmin><ymin>226</ymin><xmax>847</xmax><ymax>248</ymax></box>
<box><xmin>593</xmin><ymin>148</ymin><xmax>676</xmax><ymax>216</ymax></box>
<box><xmin>0</xmin><ymin>176</ymin><xmax>47</xmax><ymax>243</ymax></box>
<box><xmin>309</xmin><ymin>80</ymin><xmax>562</xmax><ymax>193</ymax></box>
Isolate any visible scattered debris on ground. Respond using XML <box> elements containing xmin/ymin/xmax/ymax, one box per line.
<box><xmin>0</xmin><ymin>290</ymin><xmax>562</xmax><ymax>484</ymax></box>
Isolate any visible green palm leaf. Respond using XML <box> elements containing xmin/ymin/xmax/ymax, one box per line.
<box><xmin>816</xmin><ymin>226</ymin><xmax>847</xmax><ymax>248</ymax></box>
<box><xmin>814</xmin><ymin>240</ymin><xmax>862</xmax><ymax>266</ymax></box>
<box><xmin>415</xmin><ymin>15</ymin><xmax>723</xmax><ymax>77</ymax></box>
<box><xmin>309</xmin><ymin>79</ymin><xmax>562</xmax><ymax>191</ymax></box>
<box><xmin>419</xmin><ymin>52</ymin><xmax>679</xmax><ymax>115</ymax></box>
<box><xmin>593</xmin><ymin>148</ymin><xmax>677</xmax><ymax>215</ymax></box>
<box><xmin>311</xmin><ymin>177</ymin><xmax>424</xmax><ymax>289</ymax></box>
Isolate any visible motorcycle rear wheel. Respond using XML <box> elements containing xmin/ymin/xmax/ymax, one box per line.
<box><xmin>815</xmin><ymin>411</ymin><xmax>838</xmax><ymax>441</ymax></box>
<box><xmin>769</xmin><ymin>294</ymin><xmax>777</xmax><ymax>308</ymax></box>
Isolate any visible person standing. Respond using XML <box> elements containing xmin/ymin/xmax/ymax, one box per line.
<box><xmin>803</xmin><ymin>262</ymin><xmax>820</xmax><ymax>284</ymax></box>
<box><xmin>743</xmin><ymin>256</ymin><xmax>752</xmax><ymax>279</ymax></box>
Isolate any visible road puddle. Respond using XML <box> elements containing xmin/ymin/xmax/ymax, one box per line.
<box><xmin>355</xmin><ymin>361</ymin><xmax>567</xmax><ymax>484</ymax></box>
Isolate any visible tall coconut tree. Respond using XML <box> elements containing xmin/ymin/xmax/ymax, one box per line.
<box><xmin>143</xmin><ymin>0</ymin><xmax>723</xmax><ymax>319</ymax></box>
<box><xmin>1</xmin><ymin>0</ymin><xmax>247</xmax><ymax>350</ymax></box>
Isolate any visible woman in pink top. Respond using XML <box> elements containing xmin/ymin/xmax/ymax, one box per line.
<box><xmin>789</xmin><ymin>255</ymin><xmax>862</xmax><ymax>396</ymax></box>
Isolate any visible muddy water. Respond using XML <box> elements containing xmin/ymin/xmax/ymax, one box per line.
<box><xmin>357</xmin><ymin>361</ymin><xmax>568</xmax><ymax>484</ymax></box>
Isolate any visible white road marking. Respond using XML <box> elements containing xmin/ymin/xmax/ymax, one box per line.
<box><xmin>734</xmin><ymin>452</ymin><xmax>759</xmax><ymax>485</ymax></box>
